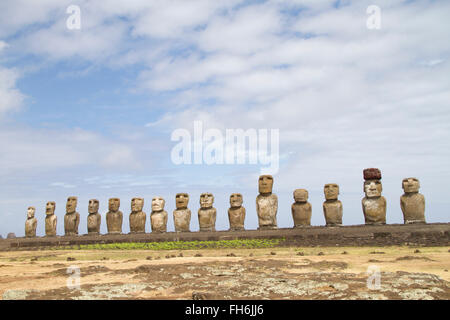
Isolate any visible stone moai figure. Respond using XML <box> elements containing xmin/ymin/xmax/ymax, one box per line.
<box><xmin>106</xmin><ymin>198</ymin><xmax>123</xmax><ymax>234</ymax></box>
<box><xmin>256</xmin><ymin>175</ymin><xmax>278</xmax><ymax>230</ymax></box>
<box><xmin>87</xmin><ymin>199</ymin><xmax>101</xmax><ymax>235</ymax></box>
<box><xmin>362</xmin><ymin>168</ymin><xmax>386</xmax><ymax>225</ymax></box>
<box><xmin>173</xmin><ymin>193</ymin><xmax>191</xmax><ymax>232</ymax></box>
<box><xmin>25</xmin><ymin>206</ymin><xmax>37</xmax><ymax>238</ymax></box>
<box><xmin>323</xmin><ymin>183</ymin><xmax>343</xmax><ymax>226</ymax></box>
<box><xmin>228</xmin><ymin>193</ymin><xmax>245</xmax><ymax>231</ymax></box>
<box><xmin>45</xmin><ymin>201</ymin><xmax>57</xmax><ymax>237</ymax></box>
<box><xmin>291</xmin><ymin>189</ymin><xmax>311</xmax><ymax>227</ymax></box>
<box><xmin>401</xmin><ymin>177</ymin><xmax>426</xmax><ymax>224</ymax></box>
<box><xmin>64</xmin><ymin>196</ymin><xmax>80</xmax><ymax>236</ymax></box>
<box><xmin>150</xmin><ymin>197</ymin><xmax>168</xmax><ymax>233</ymax></box>
<box><xmin>129</xmin><ymin>197</ymin><xmax>146</xmax><ymax>233</ymax></box>
<box><xmin>198</xmin><ymin>193</ymin><xmax>217</xmax><ymax>232</ymax></box>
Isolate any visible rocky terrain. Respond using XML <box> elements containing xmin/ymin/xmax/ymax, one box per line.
<box><xmin>0</xmin><ymin>246</ymin><xmax>448</xmax><ymax>300</ymax></box>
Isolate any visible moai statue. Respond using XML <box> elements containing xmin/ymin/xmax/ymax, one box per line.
<box><xmin>129</xmin><ymin>197</ymin><xmax>146</xmax><ymax>233</ymax></box>
<box><xmin>228</xmin><ymin>193</ymin><xmax>245</xmax><ymax>231</ymax></box>
<box><xmin>87</xmin><ymin>199</ymin><xmax>101</xmax><ymax>235</ymax></box>
<box><xmin>401</xmin><ymin>178</ymin><xmax>426</xmax><ymax>224</ymax></box>
<box><xmin>198</xmin><ymin>193</ymin><xmax>216</xmax><ymax>232</ymax></box>
<box><xmin>291</xmin><ymin>189</ymin><xmax>311</xmax><ymax>227</ymax></box>
<box><xmin>173</xmin><ymin>193</ymin><xmax>191</xmax><ymax>232</ymax></box>
<box><xmin>25</xmin><ymin>206</ymin><xmax>37</xmax><ymax>237</ymax></box>
<box><xmin>64</xmin><ymin>196</ymin><xmax>80</xmax><ymax>236</ymax></box>
<box><xmin>362</xmin><ymin>168</ymin><xmax>386</xmax><ymax>225</ymax></box>
<box><xmin>256</xmin><ymin>175</ymin><xmax>278</xmax><ymax>230</ymax></box>
<box><xmin>323</xmin><ymin>183</ymin><xmax>343</xmax><ymax>226</ymax></box>
<box><xmin>150</xmin><ymin>197</ymin><xmax>168</xmax><ymax>233</ymax></box>
<box><xmin>106</xmin><ymin>198</ymin><xmax>123</xmax><ymax>234</ymax></box>
<box><xmin>45</xmin><ymin>201</ymin><xmax>57</xmax><ymax>237</ymax></box>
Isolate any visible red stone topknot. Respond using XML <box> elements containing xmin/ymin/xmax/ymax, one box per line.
<box><xmin>363</xmin><ymin>168</ymin><xmax>381</xmax><ymax>180</ymax></box>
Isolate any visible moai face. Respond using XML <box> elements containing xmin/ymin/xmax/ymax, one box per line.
<box><xmin>109</xmin><ymin>198</ymin><xmax>120</xmax><ymax>212</ymax></box>
<box><xmin>402</xmin><ymin>178</ymin><xmax>420</xmax><ymax>193</ymax></box>
<box><xmin>259</xmin><ymin>175</ymin><xmax>274</xmax><ymax>194</ymax></box>
<box><xmin>88</xmin><ymin>199</ymin><xmax>99</xmax><ymax>214</ymax></box>
<box><xmin>66</xmin><ymin>196</ymin><xmax>78</xmax><ymax>214</ymax></box>
<box><xmin>46</xmin><ymin>201</ymin><xmax>56</xmax><ymax>215</ymax></box>
<box><xmin>324</xmin><ymin>184</ymin><xmax>339</xmax><ymax>200</ymax></box>
<box><xmin>200</xmin><ymin>193</ymin><xmax>214</xmax><ymax>208</ymax></box>
<box><xmin>152</xmin><ymin>197</ymin><xmax>165</xmax><ymax>212</ymax></box>
<box><xmin>131</xmin><ymin>197</ymin><xmax>144</xmax><ymax>213</ymax></box>
<box><xmin>176</xmin><ymin>193</ymin><xmax>189</xmax><ymax>209</ymax></box>
<box><xmin>364</xmin><ymin>180</ymin><xmax>382</xmax><ymax>198</ymax></box>
<box><xmin>27</xmin><ymin>206</ymin><xmax>35</xmax><ymax>219</ymax></box>
<box><xmin>230</xmin><ymin>193</ymin><xmax>243</xmax><ymax>208</ymax></box>
<box><xmin>294</xmin><ymin>189</ymin><xmax>308</xmax><ymax>203</ymax></box>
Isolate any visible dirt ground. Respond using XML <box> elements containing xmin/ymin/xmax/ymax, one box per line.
<box><xmin>0</xmin><ymin>246</ymin><xmax>449</xmax><ymax>300</ymax></box>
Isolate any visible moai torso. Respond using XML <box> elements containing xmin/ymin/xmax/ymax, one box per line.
<box><xmin>400</xmin><ymin>178</ymin><xmax>426</xmax><ymax>224</ymax></box>
<box><xmin>323</xmin><ymin>184</ymin><xmax>343</xmax><ymax>226</ymax></box>
<box><xmin>129</xmin><ymin>198</ymin><xmax>146</xmax><ymax>233</ymax></box>
<box><xmin>256</xmin><ymin>175</ymin><xmax>278</xmax><ymax>229</ymax></box>
<box><xmin>198</xmin><ymin>193</ymin><xmax>216</xmax><ymax>232</ymax></box>
<box><xmin>87</xmin><ymin>199</ymin><xmax>101</xmax><ymax>235</ymax></box>
<box><xmin>151</xmin><ymin>197</ymin><xmax>168</xmax><ymax>233</ymax></box>
<box><xmin>25</xmin><ymin>207</ymin><xmax>37</xmax><ymax>238</ymax></box>
<box><xmin>45</xmin><ymin>202</ymin><xmax>57</xmax><ymax>237</ymax></box>
<box><xmin>64</xmin><ymin>196</ymin><xmax>80</xmax><ymax>236</ymax></box>
<box><xmin>228</xmin><ymin>193</ymin><xmax>245</xmax><ymax>231</ymax></box>
<box><xmin>106</xmin><ymin>198</ymin><xmax>123</xmax><ymax>234</ymax></box>
<box><xmin>291</xmin><ymin>189</ymin><xmax>311</xmax><ymax>227</ymax></box>
<box><xmin>173</xmin><ymin>193</ymin><xmax>191</xmax><ymax>232</ymax></box>
<box><xmin>362</xmin><ymin>168</ymin><xmax>386</xmax><ymax>225</ymax></box>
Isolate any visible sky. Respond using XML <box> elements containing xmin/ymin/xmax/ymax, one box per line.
<box><xmin>0</xmin><ymin>0</ymin><xmax>449</xmax><ymax>237</ymax></box>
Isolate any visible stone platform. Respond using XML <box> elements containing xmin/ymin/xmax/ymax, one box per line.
<box><xmin>1</xmin><ymin>223</ymin><xmax>449</xmax><ymax>251</ymax></box>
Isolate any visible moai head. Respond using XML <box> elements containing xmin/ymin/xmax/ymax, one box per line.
<box><xmin>230</xmin><ymin>193</ymin><xmax>243</xmax><ymax>208</ymax></box>
<box><xmin>175</xmin><ymin>193</ymin><xmax>189</xmax><ymax>209</ymax></box>
<box><xmin>200</xmin><ymin>193</ymin><xmax>214</xmax><ymax>209</ymax></box>
<box><xmin>152</xmin><ymin>197</ymin><xmax>165</xmax><ymax>212</ymax></box>
<box><xmin>294</xmin><ymin>189</ymin><xmax>308</xmax><ymax>203</ymax></box>
<box><xmin>324</xmin><ymin>183</ymin><xmax>339</xmax><ymax>200</ymax></box>
<box><xmin>402</xmin><ymin>177</ymin><xmax>420</xmax><ymax>194</ymax></box>
<box><xmin>88</xmin><ymin>199</ymin><xmax>99</xmax><ymax>214</ymax></box>
<box><xmin>258</xmin><ymin>175</ymin><xmax>274</xmax><ymax>194</ymax></box>
<box><xmin>46</xmin><ymin>201</ymin><xmax>56</xmax><ymax>216</ymax></box>
<box><xmin>27</xmin><ymin>206</ymin><xmax>35</xmax><ymax>219</ymax></box>
<box><xmin>363</xmin><ymin>168</ymin><xmax>382</xmax><ymax>198</ymax></box>
<box><xmin>131</xmin><ymin>197</ymin><xmax>144</xmax><ymax>213</ymax></box>
<box><xmin>108</xmin><ymin>198</ymin><xmax>120</xmax><ymax>212</ymax></box>
<box><xmin>66</xmin><ymin>196</ymin><xmax>78</xmax><ymax>214</ymax></box>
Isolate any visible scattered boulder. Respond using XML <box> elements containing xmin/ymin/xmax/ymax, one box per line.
<box><xmin>414</xmin><ymin>249</ymin><xmax>421</xmax><ymax>253</ymax></box>
<box><xmin>7</xmin><ymin>233</ymin><xmax>16</xmax><ymax>239</ymax></box>
<box><xmin>297</xmin><ymin>252</ymin><xmax>304</xmax><ymax>256</ymax></box>
<box><xmin>226</xmin><ymin>253</ymin><xmax>236</xmax><ymax>257</ymax></box>
<box><xmin>178</xmin><ymin>252</ymin><xmax>183</xmax><ymax>257</ymax></box>
<box><xmin>67</xmin><ymin>257</ymin><xmax>76</xmax><ymax>261</ymax></box>
<box><xmin>270</xmin><ymin>251</ymin><xmax>276</xmax><ymax>255</ymax></box>
<box><xmin>146</xmin><ymin>256</ymin><xmax>152</xmax><ymax>260</ymax></box>
<box><xmin>249</xmin><ymin>253</ymin><xmax>254</xmax><ymax>257</ymax></box>
<box><xmin>194</xmin><ymin>253</ymin><xmax>203</xmax><ymax>257</ymax></box>
<box><xmin>317</xmin><ymin>252</ymin><xmax>324</xmax><ymax>256</ymax></box>
<box><xmin>341</xmin><ymin>251</ymin><xmax>348</xmax><ymax>255</ymax></box>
